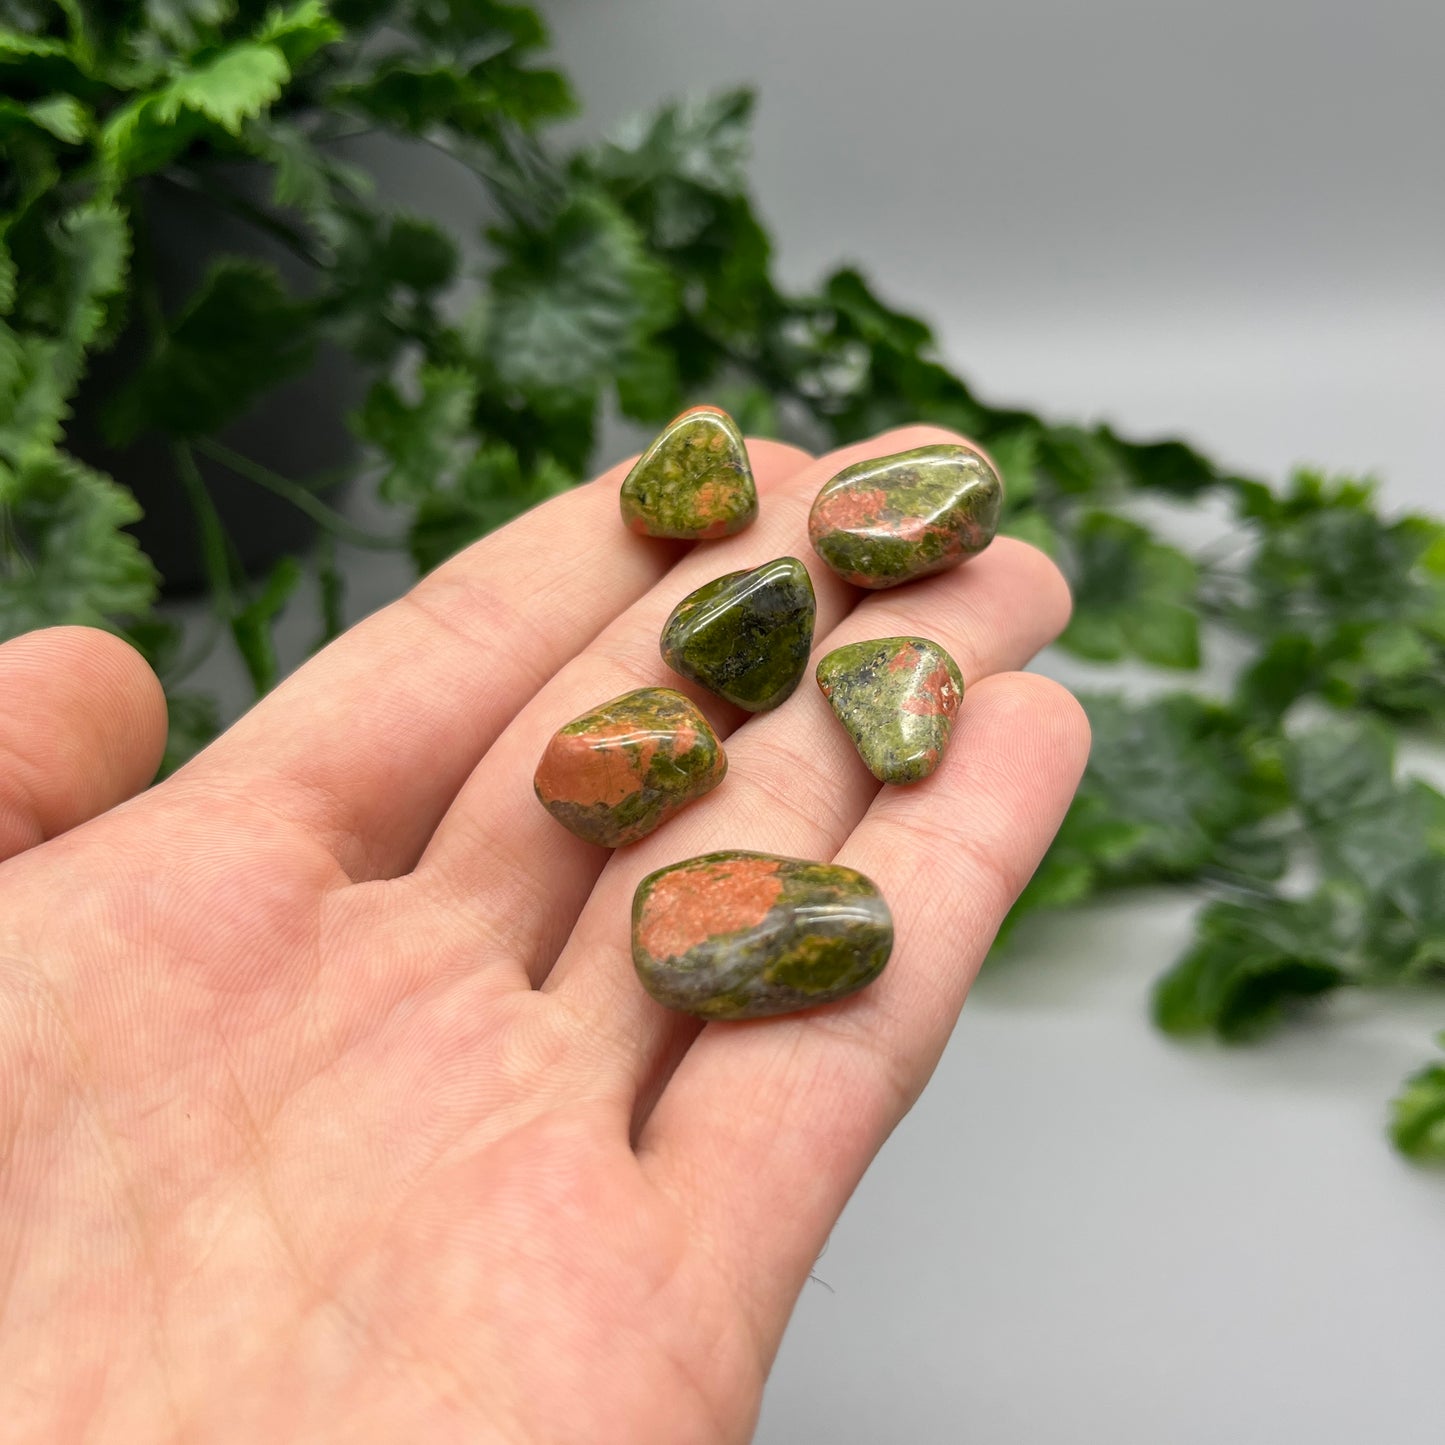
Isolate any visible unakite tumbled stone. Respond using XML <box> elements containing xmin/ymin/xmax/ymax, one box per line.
<box><xmin>632</xmin><ymin>851</ymin><xmax>894</xmax><ymax>1020</ymax></box>
<box><xmin>533</xmin><ymin>687</ymin><xmax>727</xmax><ymax>848</ymax></box>
<box><xmin>816</xmin><ymin>636</ymin><xmax>965</xmax><ymax>784</ymax></box>
<box><xmin>619</xmin><ymin>405</ymin><xmax>758</xmax><ymax>540</ymax></box>
<box><xmin>660</xmin><ymin>556</ymin><xmax>816</xmax><ymax>712</ymax></box>
<box><xmin>808</xmin><ymin>443</ymin><xmax>1003</xmax><ymax>589</ymax></box>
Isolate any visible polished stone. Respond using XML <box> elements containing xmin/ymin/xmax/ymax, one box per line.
<box><xmin>619</xmin><ymin>405</ymin><xmax>758</xmax><ymax>540</ymax></box>
<box><xmin>632</xmin><ymin>850</ymin><xmax>894</xmax><ymax>1020</ymax></box>
<box><xmin>533</xmin><ymin>687</ymin><xmax>726</xmax><ymax>847</ymax></box>
<box><xmin>660</xmin><ymin>556</ymin><xmax>816</xmax><ymax>712</ymax></box>
<box><xmin>808</xmin><ymin>442</ymin><xmax>1003</xmax><ymax>588</ymax></box>
<box><xmin>816</xmin><ymin>636</ymin><xmax>965</xmax><ymax>784</ymax></box>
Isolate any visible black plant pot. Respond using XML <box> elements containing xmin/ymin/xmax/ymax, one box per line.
<box><xmin>64</xmin><ymin>174</ymin><xmax>368</xmax><ymax>595</ymax></box>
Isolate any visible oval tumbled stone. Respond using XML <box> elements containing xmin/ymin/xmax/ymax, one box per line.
<box><xmin>620</xmin><ymin>405</ymin><xmax>758</xmax><ymax>540</ymax></box>
<box><xmin>808</xmin><ymin>442</ymin><xmax>1003</xmax><ymax>589</ymax></box>
<box><xmin>534</xmin><ymin>687</ymin><xmax>727</xmax><ymax>848</ymax></box>
<box><xmin>816</xmin><ymin>636</ymin><xmax>965</xmax><ymax>784</ymax></box>
<box><xmin>632</xmin><ymin>851</ymin><xmax>894</xmax><ymax>1020</ymax></box>
<box><xmin>660</xmin><ymin>556</ymin><xmax>816</xmax><ymax>712</ymax></box>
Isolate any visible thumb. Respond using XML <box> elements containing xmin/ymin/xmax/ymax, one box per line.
<box><xmin>0</xmin><ymin>626</ymin><xmax>168</xmax><ymax>862</ymax></box>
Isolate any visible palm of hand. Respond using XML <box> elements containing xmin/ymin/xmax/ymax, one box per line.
<box><xmin>0</xmin><ymin>428</ymin><xmax>1084</xmax><ymax>1443</ymax></box>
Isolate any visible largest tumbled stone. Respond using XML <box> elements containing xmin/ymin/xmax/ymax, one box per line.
<box><xmin>533</xmin><ymin>687</ymin><xmax>727</xmax><ymax>847</ymax></box>
<box><xmin>660</xmin><ymin>556</ymin><xmax>816</xmax><ymax>712</ymax></box>
<box><xmin>620</xmin><ymin>405</ymin><xmax>758</xmax><ymax>540</ymax></box>
<box><xmin>808</xmin><ymin>442</ymin><xmax>1003</xmax><ymax>589</ymax></box>
<box><xmin>632</xmin><ymin>851</ymin><xmax>894</xmax><ymax>1020</ymax></box>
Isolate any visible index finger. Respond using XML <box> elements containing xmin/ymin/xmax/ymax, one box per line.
<box><xmin>173</xmin><ymin>438</ymin><xmax>812</xmax><ymax>881</ymax></box>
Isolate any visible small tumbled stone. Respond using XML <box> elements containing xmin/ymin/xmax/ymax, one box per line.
<box><xmin>660</xmin><ymin>556</ymin><xmax>816</xmax><ymax>712</ymax></box>
<box><xmin>632</xmin><ymin>851</ymin><xmax>894</xmax><ymax>1020</ymax></box>
<box><xmin>619</xmin><ymin>405</ymin><xmax>758</xmax><ymax>540</ymax></box>
<box><xmin>533</xmin><ymin>687</ymin><xmax>727</xmax><ymax>848</ymax></box>
<box><xmin>808</xmin><ymin>442</ymin><xmax>1003</xmax><ymax>589</ymax></box>
<box><xmin>816</xmin><ymin>636</ymin><xmax>965</xmax><ymax>784</ymax></box>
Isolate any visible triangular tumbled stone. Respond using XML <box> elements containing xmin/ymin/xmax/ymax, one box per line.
<box><xmin>660</xmin><ymin>556</ymin><xmax>816</xmax><ymax>712</ymax></box>
<box><xmin>620</xmin><ymin>405</ymin><xmax>758</xmax><ymax>540</ymax></box>
<box><xmin>816</xmin><ymin>636</ymin><xmax>965</xmax><ymax>783</ymax></box>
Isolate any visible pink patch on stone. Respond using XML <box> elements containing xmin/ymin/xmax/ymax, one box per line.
<box><xmin>638</xmin><ymin>856</ymin><xmax>785</xmax><ymax>962</ymax></box>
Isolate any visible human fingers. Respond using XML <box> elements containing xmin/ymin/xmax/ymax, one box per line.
<box><xmin>405</xmin><ymin>427</ymin><xmax>981</xmax><ymax>990</ymax></box>
<box><xmin>0</xmin><ymin>626</ymin><xmax>167</xmax><ymax>862</ymax></box>
<box><xmin>638</xmin><ymin>673</ymin><xmax>1089</xmax><ymax>1355</ymax></box>
<box><xmin>176</xmin><ymin>439</ymin><xmax>811</xmax><ymax>881</ymax></box>
<box><xmin>541</xmin><ymin>530</ymin><xmax>1072</xmax><ymax>1097</ymax></box>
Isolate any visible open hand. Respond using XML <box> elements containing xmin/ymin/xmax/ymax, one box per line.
<box><xmin>0</xmin><ymin>425</ymin><xmax>1085</xmax><ymax>1443</ymax></box>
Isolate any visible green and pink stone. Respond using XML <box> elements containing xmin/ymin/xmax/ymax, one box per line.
<box><xmin>809</xmin><ymin>442</ymin><xmax>1004</xmax><ymax>588</ymax></box>
<box><xmin>533</xmin><ymin>687</ymin><xmax>726</xmax><ymax>848</ymax></box>
<box><xmin>816</xmin><ymin>636</ymin><xmax>965</xmax><ymax>784</ymax></box>
<box><xmin>620</xmin><ymin>405</ymin><xmax>758</xmax><ymax>540</ymax></box>
<box><xmin>632</xmin><ymin>851</ymin><xmax>893</xmax><ymax>1020</ymax></box>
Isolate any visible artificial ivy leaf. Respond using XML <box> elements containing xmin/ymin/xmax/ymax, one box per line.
<box><xmin>1098</xmin><ymin>424</ymin><xmax>1222</xmax><ymax>497</ymax></box>
<box><xmin>353</xmin><ymin>364</ymin><xmax>477</xmax><ymax>505</ymax></box>
<box><xmin>1025</xmin><ymin>694</ymin><xmax>1290</xmax><ymax>902</ymax></box>
<box><xmin>254</xmin><ymin>0</ymin><xmax>343</xmax><ymax>68</ymax></box>
<box><xmin>1286</xmin><ymin>719</ymin><xmax>1445</xmax><ymax>891</ymax></box>
<box><xmin>102</xmin><ymin>40</ymin><xmax>291</xmax><ymax>180</ymax></box>
<box><xmin>1059</xmin><ymin>510</ymin><xmax>1201</xmax><ymax>668</ymax></box>
<box><xmin>594</xmin><ymin>88</ymin><xmax>755</xmax><ymax>247</ymax></box>
<box><xmin>0</xmin><ymin>451</ymin><xmax>158</xmax><ymax>639</ymax></box>
<box><xmin>1235</xmin><ymin>470</ymin><xmax>1445</xmax><ymax>722</ymax></box>
<box><xmin>486</xmin><ymin>193</ymin><xmax>675</xmax><ymax>406</ymax></box>
<box><xmin>0</xmin><ymin>95</ymin><xmax>91</xmax><ymax>144</ymax></box>
<box><xmin>1153</xmin><ymin>887</ymin><xmax>1359</xmax><ymax>1041</ymax></box>
<box><xmin>985</xmin><ymin>427</ymin><xmax>1039</xmax><ymax>512</ymax></box>
<box><xmin>1364</xmin><ymin>856</ymin><xmax>1445</xmax><ymax>983</ymax></box>
<box><xmin>408</xmin><ymin>443</ymin><xmax>572</xmax><ymax>573</ymax></box>
<box><xmin>323</xmin><ymin>211</ymin><xmax>458</xmax><ymax>360</ymax></box>
<box><xmin>1390</xmin><ymin>1036</ymin><xmax>1445</xmax><ymax>1163</ymax></box>
<box><xmin>104</xmin><ymin>259</ymin><xmax>314</xmax><ymax>444</ymax></box>
<box><xmin>614</xmin><ymin>341</ymin><xmax>683</xmax><ymax>424</ymax></box>
<box><xmin>231</xmin><ymin>553</ymin><xmax>303</xmax><ymax>696</ymax></box>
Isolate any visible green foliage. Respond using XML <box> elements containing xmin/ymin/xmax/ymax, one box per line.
<box><xmin>0</xmin><ymin>0</ymin><xmax>1440</xmax><ymax>1162</ymax></box>
<box><xmin>1390</xmin><ymin>1035</ymin><xmax>1445</xmax><ymax>1163</ymax></box>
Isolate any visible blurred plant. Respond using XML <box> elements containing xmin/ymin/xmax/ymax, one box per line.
<box><xmin>1</xmin><ymin>1</ymin><xmax>1441</xmax><ymax>1158</ymax></box>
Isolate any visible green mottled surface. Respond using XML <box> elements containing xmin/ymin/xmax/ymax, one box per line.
<box><xmin>808</xmin><ymin>442</ymin><xmax>1003</xmax><ymax>588</ymax></box>
<box><xmin>533</xmin><ymin>687</ymin><xmax>726</xmax><ymax>848</ymax></box>
<box><xmin>619</xmin><ymin>407</ymin><xmax>758</xmax><ymax>539</ymax></box>
<box><xmin>660</xmin><ymin>556</ymin><xmax>816</xmax><ymax>711</ymax></box>
<box><xmin>816</xmin><ymin>636</ymin><xmax>965</xmax><ymax>784</ymax></box>
<box><xmin>632</xmin><ymin>851</ymin><xmax>894</xmax><ymax>1020</ymax></box>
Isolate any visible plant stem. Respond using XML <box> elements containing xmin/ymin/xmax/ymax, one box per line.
<box><xmin>173</xmin><ymin>441</ymin><xmax>236</xmax><ymax>625</ymax></box>
<box><xmin>195</xmin><ymin>439</ymin><xmax>405</xmax><ymax>551</ymax></box>
<box><xmin>161</xmin><ymin>169</ymin><xmax>329</xmax><ymax>270</ymax></box>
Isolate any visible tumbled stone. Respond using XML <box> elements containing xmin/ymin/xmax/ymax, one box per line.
<box><xmin>533</xmin><ymin>687</ymin><xmax>727</xmax><ymax>848</ymax></box>
<box><xmin>619</xmin><ymin>405</ymin><xmax>758</xmax><ymax>540</ymax></box>
<box><xmin>660</xmin><ymin>556</ymin><xmax>816</xmax><ymax>712</ymax></box>
<box><xmin>632</xmin><ymin>850</ymin><xmax>894</xmax><ymax>1020</ymax></box>
<box><xmin>808</xmin><ymin>442</ymin><xmax>1003</xmax><ymax>589</ymax></box>
<box><xmin>816</xmin><ymin>636</ymin><xmax>965</xmax><ymax>784</ymax></box>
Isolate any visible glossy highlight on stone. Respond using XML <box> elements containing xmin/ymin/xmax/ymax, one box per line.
<box><xmin>660</xmin><ymin>556</ymin><xmax>816</xmax><ymax>712</ymax></box>
<box><xmin>808</xmin><ymin>443</ymin><xmax>1003</xmax><ymax>589</ymax></box>
<box><xmin>816</xmin><ymin>636</ymin><xmax>965</xmax><ymax>784</ymax></box>
<box><xmin>619</xmin><ymin>405</ymin><xmax>758</xmax><ymax>540</ymax></box>
<box><xmin>632</xmin><ymin>851</ymin><xmax>894</xmax><ymax>1020</ymax></box>
<box><xmin>533</xmin><ymin>687</ymin><xmax>727</xmax><ymax>848</ymax></box>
